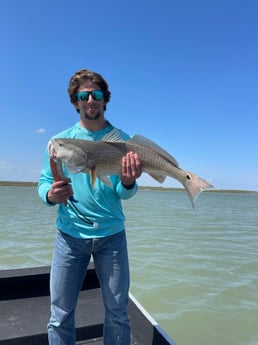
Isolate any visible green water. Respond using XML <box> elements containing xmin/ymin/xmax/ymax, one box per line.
<box><xmin>0</xmin><ymin>187</ymin><xmax>257</xmax><ymax>345</ymax></box>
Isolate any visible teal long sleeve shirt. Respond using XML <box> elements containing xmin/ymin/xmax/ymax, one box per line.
<box><xmin>38</xmin><ymin>121</ymin><xmax>138</xmax><ymax>239</ymax></box>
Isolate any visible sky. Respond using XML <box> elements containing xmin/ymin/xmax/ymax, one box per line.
<box><xmin>0</xmin><ymin>0</ymin><xmax>257</xmax><ymax>191</ymax></box>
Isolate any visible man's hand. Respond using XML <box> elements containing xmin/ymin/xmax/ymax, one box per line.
<box><xmin>47</xmin><ymin>179</ymin><xmax>73</xmax><ymax>204</ymax></box>
<box><xmin>120</xmin><ymin>151</ymin><xmax>142</xmax><ymax>187</ymax></box>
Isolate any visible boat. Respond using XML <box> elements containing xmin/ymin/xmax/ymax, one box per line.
<box><xmin>0</xmin><ymin>263</ymin><xmax>176</xmax><ymax>345</ymax></box>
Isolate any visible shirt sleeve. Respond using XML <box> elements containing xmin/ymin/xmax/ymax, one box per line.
<box><xmin>115</xmin><ymin>180</ymin><xmax>138</xmax><ymax>200</ymax></box>
<box><xmin>38</xmin><ymin>147</ymin><xmax>55</xmax><ymax>206</ymax></box>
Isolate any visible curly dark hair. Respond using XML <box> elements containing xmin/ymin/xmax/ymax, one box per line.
<box><xmin>68</xmin><ymin>69</ymin><xmax>111</xmax><ymax>112</ymax></box>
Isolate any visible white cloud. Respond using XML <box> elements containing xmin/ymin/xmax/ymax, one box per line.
<box><xmin>34</xmin><ymin>128</ymin><xmax>46</xmax><ymax>134</ymax></box>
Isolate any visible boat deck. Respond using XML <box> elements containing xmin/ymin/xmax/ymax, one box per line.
<box><xmin>1</xmin><ymin>289</ymin><xmax>102</xmax><ymax>344</ymax></box>
<box><xmin>0</xmin><ymin>265</ymin><xmax>175</xmax><ymax>345</ymax></box>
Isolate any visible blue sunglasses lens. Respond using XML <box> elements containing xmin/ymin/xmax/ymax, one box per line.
<box><xmin>77</xmin><ymin>90</ymin><xmax>104</xmax><ymax>101</ymax></box>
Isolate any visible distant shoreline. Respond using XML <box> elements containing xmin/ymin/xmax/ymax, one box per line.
<box><xmin>0</xmin><ymin>181</ymin><xmax>257</xmax><ymax>194</ymax></box>
<box><xmin>0</xmin><ymin>181</ymin><xmax>38</xmax><ymax>187</ymax></box>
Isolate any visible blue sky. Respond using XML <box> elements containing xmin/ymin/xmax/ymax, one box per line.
<box><xmin>0</xmin><ymin>0</ymin><xmax>257</xmax><ymax>190</ymax></box>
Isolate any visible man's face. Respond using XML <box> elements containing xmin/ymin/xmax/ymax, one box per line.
<box><xmin>75</xmin><ymin>81</ymin><xmax>106</xmax><ymax>121</ymax></box>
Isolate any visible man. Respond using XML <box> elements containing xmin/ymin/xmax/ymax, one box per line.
<box><xmin>38</xmin><ymin>68</ymin><xmax>142</xmax><ymax>345</ymax></box>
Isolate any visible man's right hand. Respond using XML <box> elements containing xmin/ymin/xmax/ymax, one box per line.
<box><xmin>47</xmin><ymin>179</ymin><xmax>73</xmax><ymax>204</ymax></box>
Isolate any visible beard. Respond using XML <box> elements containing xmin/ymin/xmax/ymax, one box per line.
<box><xmin>83</xmin><ymin>110</ymin><xmax>101</xmax><ymax>121</ymax></box>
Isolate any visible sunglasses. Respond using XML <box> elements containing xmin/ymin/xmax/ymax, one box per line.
<box><xmin>77</xmin><ymin>90</ymin><xmax>104</xmax><ymax>102</ymax></box>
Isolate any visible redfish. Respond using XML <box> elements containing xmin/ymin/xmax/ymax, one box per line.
<box><xmin>48</xmin><ymin>129</ymin><xmax>213</xmax><ymax>207</ymax></box>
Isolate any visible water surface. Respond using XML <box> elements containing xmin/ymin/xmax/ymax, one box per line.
<box><xmin>1</xmin><ymin>187</ymin><xmax>257</xmax><ymax>345</ymax></box>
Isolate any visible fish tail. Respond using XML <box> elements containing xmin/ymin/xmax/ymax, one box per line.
<box><xmin>182</xmin><ymin>172</ymin><xmax>213</xmax><ymax>208</ymax></box>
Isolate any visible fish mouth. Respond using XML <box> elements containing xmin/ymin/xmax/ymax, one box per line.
<box><xmin>48</xmin><ymin>140</ymin><xmax>57</xmax><ymax>158</ymax></box>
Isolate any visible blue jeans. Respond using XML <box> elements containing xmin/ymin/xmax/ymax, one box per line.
<box><xmin>48</xmin><ymin>230</ymin><xmax>130</xmax><ymax>345</ymax></box>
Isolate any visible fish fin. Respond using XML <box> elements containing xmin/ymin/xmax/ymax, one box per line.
<box><xmin>149</xmin><ymin>173</ymin><xmax>167</xmax><ymax>183</ymax></box>
<box><xmin>98</xmin><ymin>175</ymin><xmax>113</xmax><ymax>188</ymax></box>
<box><xmin>182</xmin><ymin>171</ymin><xmax>214</xmax><ymax>208</ymax></box>
<box><xmin>90</xmin><ymin>170</ymin><xmax>113</xmax><ymax>189</ymax></box>
<box><xmin>101</xmin><ymin>129</ymin><xmax>126</xmax><ymax>142</ymax></box>
<box><xmin>129</xmin><ymin>135</ymin><xmax>179</xmax><ymax>167</ymax></box>
<box><xmin>90</xmin><ymin>168</ymin><xmax>96</xmax><ymax>188</ymax></box>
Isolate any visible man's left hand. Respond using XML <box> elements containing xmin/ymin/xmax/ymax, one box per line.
<box><xmin>120</xmin><ymin>151</ymin><xmax>142</xmax><ymax>187</ymax></box>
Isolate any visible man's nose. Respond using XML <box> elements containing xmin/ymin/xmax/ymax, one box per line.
<box><xmin>87</xmin><ymin>94</ymin><xmax>94</xmax><ymax>102</ymax></box>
